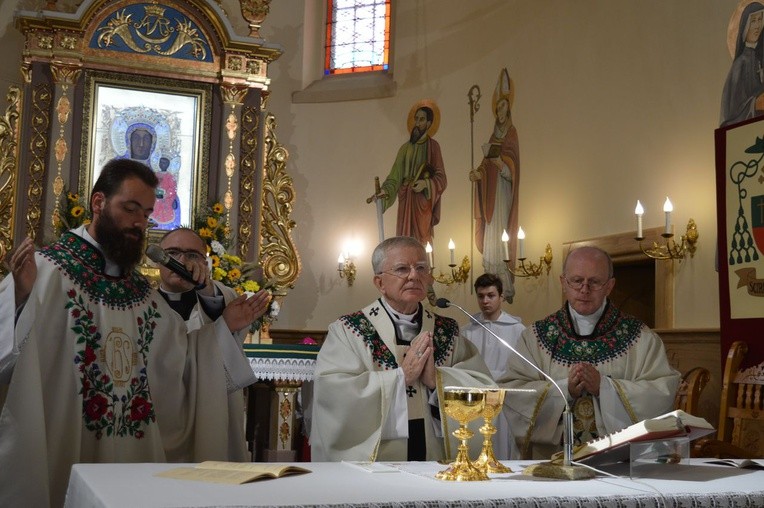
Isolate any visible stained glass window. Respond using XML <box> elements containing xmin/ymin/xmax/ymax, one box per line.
<box><xmin>325</xmin><ymin>0</ymin><xmax>391</xmax><ymax>75</ymax></box>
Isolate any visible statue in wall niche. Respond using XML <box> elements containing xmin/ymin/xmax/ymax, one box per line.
<box><xmin>721</xmin><ymin>1</ymin><xmax>764</xmax><ymax>127</ymax></box>
<box><xmin>470</xmin><ymin>68</ymin><xmax>519</xmax><ymax>303</ymax></box>
<box><xmin>369</xmin><ymin>100</ymin><xmax>447</xmax><ymax>246</ymax></box>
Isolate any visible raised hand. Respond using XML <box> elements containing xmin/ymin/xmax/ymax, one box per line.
<box><xmin>7</xmin><ymin>237</ymin><xmax>37</xmax><ymax>307</ymax></box>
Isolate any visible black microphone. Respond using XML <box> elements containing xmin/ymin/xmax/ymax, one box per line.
<box><xmin>146</xmin><ymin>245</ymin><xmax>206</xmax><ymax>290</ymax></box>
<box><xmin>435</xmin><ymin>297</ymin><xmax>593</xmax><ymax>478</ymax></box>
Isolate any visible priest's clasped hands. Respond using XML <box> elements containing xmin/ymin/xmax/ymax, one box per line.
<box><xmin>403</xmin><ymin>331</ymin><xmax>436</xmax><ymax>389</ymax></box>
<box><xmin>568</xmin><ymin>362</ymin><xmax>601</xmax><ymax>398</ymax></box>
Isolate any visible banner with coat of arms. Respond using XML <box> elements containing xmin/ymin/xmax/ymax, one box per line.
<box><xmin>722</xmin><ymin>119</ymin><xmax>764</xmax><ymax>318</ymax></box>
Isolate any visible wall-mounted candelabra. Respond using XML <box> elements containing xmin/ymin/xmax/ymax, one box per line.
<box><xmin>427</xmin><ymin>240</ymin><xmax>471</xmax><ymax>286</ymax></box>
<box><xmin>504</xmin><ymin>244</ymin><xmax>553</xmax><ymax>278</ymax></box>
<box><xmin>337</xmin><ymin>253</ymin><xmax>356</xmax><ymax>286</ymax></box>
<box><xmin>634</xmin><ymin>199</ymin><xmax>699</xmax><ymax>261</ymax></box>
<box><xmin>501</xmin><ymin>228</ymin><xmax>553</xmax><ymax>278</ymax></box>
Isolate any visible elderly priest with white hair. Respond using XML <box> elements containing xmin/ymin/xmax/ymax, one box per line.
<box><xmin>311</xmin><ymin>236</ymin><xmax>494</xmax><ymax>462</ymax></box>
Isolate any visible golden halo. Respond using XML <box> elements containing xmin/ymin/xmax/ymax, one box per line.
<box><xmin>728</xmin><ymin>0</ymin><xmax>764</xmax><ymax>58</ymax></box>
<box><xmin>407</xmin><ymin>99</ymin><xmax>440</xmax><ymax>138</ymax></box>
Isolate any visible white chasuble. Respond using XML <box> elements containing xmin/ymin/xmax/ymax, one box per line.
<box><xmin>0</xmin><ymin>232</ymin><xmax>251</xmax><ymax>507</ymax></box>
<box><xmin>501</xmin><ymin>304</ymin><xmax>680</xmax><ymax>460</ymax></box>
<box><xmin>311</xmin><ymin>299</ymin><xmax>495</xmax><ymax>462</ymax></box>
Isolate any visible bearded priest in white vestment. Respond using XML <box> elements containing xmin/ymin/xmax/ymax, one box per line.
<box><xmin>501</xmin><ymin>246</ymin><xmax>680</xmax><ymax>460</ymax></box>
<box><xmin>311</xmin><ymin>236</ymin><xmax>494</xmax><ymax>462</ymax></box>
<box><xmin>0</xmin><ymin>159</ymin><xmax>264</xmax><ymax>507</ymax></box>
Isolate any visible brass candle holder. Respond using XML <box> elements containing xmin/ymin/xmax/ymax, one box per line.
<box><xmin>473</xmin><ymin>388</ymin><xmax>512</xmax><ymax>474</ymax></box>
<box><xmin>435</xmin><ymin>387</ymin><xmax>488</xmax><ymax>481</ymax></box>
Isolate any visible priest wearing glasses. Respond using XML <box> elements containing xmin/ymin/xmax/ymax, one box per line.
<box><xmin>311</xmin><ymin>236</ymin><xmax>493</xmax><ymax>462</ymax></box>
<box><xmin>501</xmin><ymin>246</ymin><xmax>680</xmax><ymax>459</ymax></box>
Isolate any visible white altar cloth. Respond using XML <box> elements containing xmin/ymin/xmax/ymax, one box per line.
<box><xmin>63</xmin><ymin>460</ymin><xmax>764</xmax><ymax>508</ymax></box>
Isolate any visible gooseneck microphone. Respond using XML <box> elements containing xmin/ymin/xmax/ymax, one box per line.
<box><xmin>435</xmin><ymin>297</ymin><xmax>593</xmax><ymax>478</ymax></box>
<box><xmin>146</xmin><ymin>245</ymin><xmax>206</xmax><ymax>290</ymax></box>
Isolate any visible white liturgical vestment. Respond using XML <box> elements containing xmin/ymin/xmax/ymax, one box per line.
<box><xmin>0</xmin><ymin>228</ymin><xmax>254</xmax><ymax>506</ymax></box>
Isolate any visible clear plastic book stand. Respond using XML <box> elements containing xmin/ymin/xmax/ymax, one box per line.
<box><xmin>629</xmin><ymin>436</ymin><xmax>690</xmax><ymax>479</ymax></box>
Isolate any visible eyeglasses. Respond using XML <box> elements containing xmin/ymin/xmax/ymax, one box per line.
<box><xmin>165</xmin><ymin>248</ymin><xmax>206</xmax><ymax>263</ymax></box>
<box><xmin>562</xmin><ymin>275</ymin><xmax>610</xmax><ymax>291</ymax></box>
<box><xmin>378</xmin><ymin>263</ymin><xmax>431</xmax><ymax>279</ymax></box>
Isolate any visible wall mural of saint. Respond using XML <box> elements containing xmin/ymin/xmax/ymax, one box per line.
<box><xmin>470</xmin><ymin>68</ymin><xmax>519</xmax><ymax>303</ymax></box>
<box><xmin>376</xmin><ymin>99</ymin><xmax>447</xmax><ymax>246</ymax></box>
<box><xmin>721</xmin><ymin>0</ymin><xmax>764</xmax><ymax>127</ymax></box>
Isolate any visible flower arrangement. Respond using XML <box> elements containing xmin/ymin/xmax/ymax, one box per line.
<box><xmin>194</xmin><ymin>198</ymin><xmax>281</xmax><ymax>333</ymax></box>
<box><xmin>54</xmin><ymin>189</ymin><xmax>90</xmax><ymax>238</ymax></box>
<box><xmin>194</xmin><ymin>201</ymin><xmax>232</xmax><ymax>251</ymax></box>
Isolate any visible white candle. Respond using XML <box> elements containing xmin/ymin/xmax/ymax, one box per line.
<box><xmin>337</xmin><ymin>253</ymin><xmax>344</xmax><ymax>271</ymax></box>
<box><xmin>634</xmin><ymin>200</ymin><xmax>644</xmax><ymax>238</ymax></box>
<box><xmin>448</xmin><ymin>239</ymin><xmax>455</xmax><ymax>265</ymax></box>
<box><xmin>501</xmin><ymin>230</ymin><xmax>510</xmax><ymax>260</ymax></box>
<box><xmin>517</xmin><ymin>227</ymin><xmax>526</xmax><ymax>259</ymax></box>
<box><xmin>425</xmin><ymin>242</ymin><xmax>434</xmax><ymax>267</ymax></box>
<box><xmin>663</xmin><ymin>197</ymin><xmax>673</xmax><ymax>235</ymax></box>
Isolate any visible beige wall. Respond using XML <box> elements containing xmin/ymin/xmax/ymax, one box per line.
<box><xmin>0</xmin><ymin>0</ymin><xmax>737</xmax><ymax>332</ymax></box>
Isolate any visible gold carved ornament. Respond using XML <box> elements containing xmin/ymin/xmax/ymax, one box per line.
<box><xmin>259</xmin><ymin>112</ymin><xmax>300</xmax><ymax>294</ymax></box>
<box><xmin>0</xmin><ymin>86</ymin><xmax>21</xmax><ymax>273</ymax></box>
<box><xmin>27</xmin><ymin>84</ymin><xmax>52</xmax><ymax>241</ymax></box>
<box><xmin>238</xmin><ymin>105</ymin><xmax>259</xmax><ymax>259</ymax></box>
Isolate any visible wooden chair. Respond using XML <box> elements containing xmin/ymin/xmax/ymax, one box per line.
<box><xmin>693</xmin><ymin>341</ymin><xmax>764</xmax><ymax>458</ymax></box>
<box><xmin>674</xmin><ymin>366</ymin><xmax>710</xmax><ymax>416</ymax></box>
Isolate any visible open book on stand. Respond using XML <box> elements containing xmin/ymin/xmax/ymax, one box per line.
<box><xmin>155</xmin><ymin>461</ymin><xmax>311</xmax><ymax>484</ymax></box>
<box><xmin>566</xmin><ymin>409</ymin><xmax>715</xmax><ymax>466</ymax></box>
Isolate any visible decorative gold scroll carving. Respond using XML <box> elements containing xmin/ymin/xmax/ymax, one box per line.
<box><xmin>0</xmin><ymin>86</ymin><xmax>21</xmax><ymax>272</ymax></box>
<box><xmin>221</xmin><ymin>84</ymin><xmax>249</xmax><ymax>105</ymax></box>
<box><xmin>27</xmin><ymin>84</ymin><xmax>52</xmax><ymax>241</ymax></box>
<box><xmin>260</xmin><ymin>113</ymin><xmax>300</xmax><ymax>291</ymax></box>
<box><xmin>50</xmin><ymin>65</ymin><xmax>82</xmax><ymax>86</ymax></box>
<box><xmin>95</xmin><ymin>7</ymin><xmax>209</xmax><ymax>60</ymax></box>
<box><xmin>238</xmin><ymin>105</ymin><xmax>259</xmax><ymax>259</ymax></box>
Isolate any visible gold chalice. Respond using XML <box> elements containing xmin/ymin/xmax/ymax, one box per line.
<box><xmin>435</xmin><ymin>387</ymin><xmax>489</xmax><ymax>481</ymax></box>
<box><xmin>473</xmin><ymin>388</ymin><xmax>512</xmax><ymax>474</ymax></box>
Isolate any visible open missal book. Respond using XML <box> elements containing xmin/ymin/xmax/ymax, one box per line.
<box><xmin>155</xmin><ymin>461</ymin><xmax>311</xmax><ymax>484</ymax></box>
<box><xmin>570</xmin><ymin>410</ymin><xmax>715</xmax><ymax>465</ymax></box>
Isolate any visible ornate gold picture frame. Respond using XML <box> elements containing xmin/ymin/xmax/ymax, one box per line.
<box><xmin>80</xmin><ymin>71</ymin><xmax>212</xmax><ymax>232</ymax></box>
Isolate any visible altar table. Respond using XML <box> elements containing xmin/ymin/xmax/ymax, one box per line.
<box><xmin>65</xmin><ymin>460</ymin><xmax>764</xmax><ymax>508</ymax></box>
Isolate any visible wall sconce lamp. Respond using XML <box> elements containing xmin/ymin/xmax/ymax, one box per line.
<box><xmin>502</xmin><ymin>228</ymin><xmax>553</xmax><ymax>278</ymax></box>
<box><xmin>428</xmin><ymin>240</ymin><xmax>471</xmax><ymax>286</ymax></box>
<box><xmin>337</xmin><ymin>253</ymin><xmax>356</xmax><ymax>286</ymax></box>
<box><xmin>634</xmin><ymin>199</ymin><xmax>699</xmax><ymax>261</ymax></box>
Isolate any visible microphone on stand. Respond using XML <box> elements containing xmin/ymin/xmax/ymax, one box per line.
<box><xmin>435</xmin><ymin>297</ymin><xmax>595</xmax><ymax>480</ymax></box>
<box><xmin>146</xmin><ymin>245</ymin><xmax>206</xmax><ymax>291</ymax></box>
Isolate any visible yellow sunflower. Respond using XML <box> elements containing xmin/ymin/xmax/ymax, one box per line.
<box><xmin>241</xmin><ymin>279</ymin><xmax>261</xmax><ymax>292</ymax></box>
<box><xmin>70</xmin><ymin>205</ymin><xmax>85</xmax><ymax>218</ymax></box>
<box><xmin>212</xmin><ymin>202</ymin><xmax>225</xmax><ymax>214</ymax></box>
<box><xmin>207</xmin><ymin>216</ymin><xmax>218</xmax><ymax>228</ymax></box>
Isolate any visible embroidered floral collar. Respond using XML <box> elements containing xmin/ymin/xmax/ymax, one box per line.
<box><xmin>41</xmin><ymin>232</ymin><xmax>152</xmax><ymax>309</ymax></box>
<box><xmin>532</xmin><ymin>303</ymin><xmax>643</xmax><ymax>366</ymax></box>
<box><xmin>340</xmin><ymin>301</ymin><xmax>459</xmax><ymax>370</ymax></box>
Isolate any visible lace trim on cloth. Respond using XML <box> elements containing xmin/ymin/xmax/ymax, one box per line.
<box><xmin>42</xmin><ymin>232</ymin><xmax>152</xmax><ymax>309</ymax></box>
<box><xmin>248</xmin><ymin>357</ymin><xmax>316</xmax><ymax>382</ymax></box>
<box><xmin>340</xmin><ymin>310</ymin><xmax>458</xmax><ymax>370</ymax></box>
<box><xmin>266</xmin><ymin>492</ymin><xmax>764</xmax><ymax>508</ymax></box>
<box><xmin>533</xmin><ymin>304</ymin><xmax>643</xmax><ymax>366</ymax></box>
